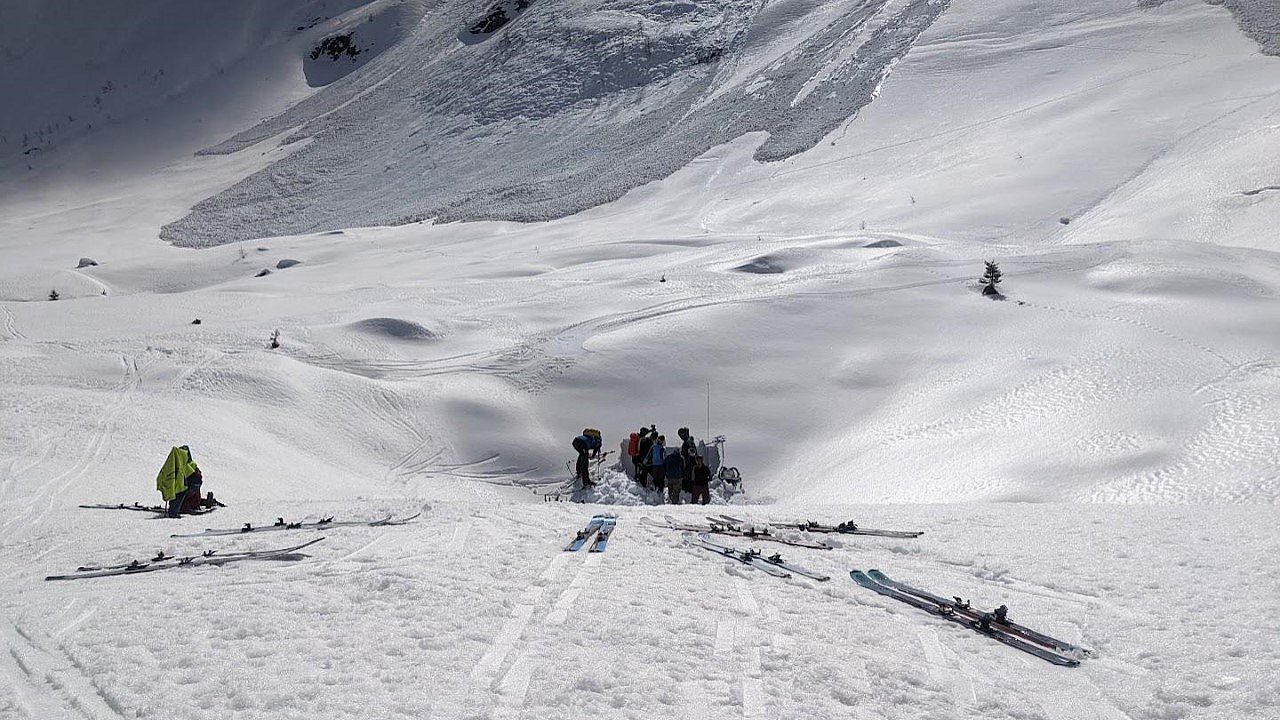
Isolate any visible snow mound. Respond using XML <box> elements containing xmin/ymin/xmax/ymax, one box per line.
<box><xmin>569</xmin><ymin>468</ymin><xmax>666</xmax><ymax>506</ymax></box>
<box><xmin>1</xmin><ymin>268</ymin><xmax>107</xmax><ymax>302</ymax></box>
<box><xmin>1085</xmin><ymin>257</ymin><xmax>1274</xmax><ymax>300</ymax></box>
<box><xmin>563</xmin><ymin>467</ymin><xmax>742</xmax><ymax>506</ymax></box>
<box><xmin>348</xmin><ymin>317</ymin><xmax>438</xmax><ymax>341</ymax></box>
<box><xmin>734</xmin><ymin>255</ymin><xmax>788</xmax><ymax>275</ymax></box>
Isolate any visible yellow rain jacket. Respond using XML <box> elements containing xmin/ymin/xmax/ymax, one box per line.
<box><xmin>156</xmin><ymin>446</ymin><xmax>200</xmax><ymax>502</ymax></box>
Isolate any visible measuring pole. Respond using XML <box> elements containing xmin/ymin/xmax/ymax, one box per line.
<box><xmin>706</xmin><ymin>382</ymin><xmax>711</xmax><ymax>441</ymax></box>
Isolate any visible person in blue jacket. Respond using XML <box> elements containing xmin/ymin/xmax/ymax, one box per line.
<box><xmin>648</xmin><ymin>435</ymin><xmax>667</xmax><ymax>492</ymax></box>
<box><xmin>572</xmin><ymin>428</ymin><xmax>603</xmax><ymax>487</ymax></box>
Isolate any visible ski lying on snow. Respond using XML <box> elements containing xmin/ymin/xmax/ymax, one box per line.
<box><xmin>850</xmin><ymin>570</ymin><xmax>1080</xmax><ymax>667</ymax></box>
<box><xmin>48</xmin><ymin>538</ymin><xmax>325</xmax><ymax>581</ymax></box>
<box><xmin>79</xmin><ymin>502</ymin><xmax>219</xmax><ymax>516</ymax></box>
<box><xmin>711</xmin><ymin>514</ymin><xmax>922</xmax><ymax>538</ymax></box>
<box><xmin>566</xmin><ymin>514</ymin><xmax>612</xmax><ymax>551</ymax></box>
<box><xmin>866</xmin><ymin>570</ymin><xmax>1092</xmax><ymax>657</ymax></box>
<box><xmin>589</xmin><ymin>516</ymin><xmax>617</xmax><ymax>553</ymax></box>
<box><xmin>683</xmin><ymin>533</ymin><xmax>791</xmax><ymax>578</ymax></box>
<box><xmin>658</xmin><ymin>514</ymin><xmax>832</xmax><ymax>549</ymax></box>
<box><xmin>692</xmin><ymin>533</ymin><xmax>829</xmax><ymax>580</ymax></box>
<box><xmin>77</xmin><ymin>551</ymin><xmax>175</xmax><ymax>571</ymax></box>
<box><xmin>169</xmin><ymin>512</ymin><xmax>420</xmax><ymax>538</ymax></box>
<box><xmin>74</xmin><ymin>544</ymin><xmax>285</xmax><ymax>572</ymax></box>
<box><xmin>642</xmin><ymin>515</ymin><xmax>832</xmax><ymax>549</ymax></box>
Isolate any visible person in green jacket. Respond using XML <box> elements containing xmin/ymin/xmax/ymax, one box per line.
<box><xmin>157</xmin><ymin>445</ymin><xmax>203</xmax><ymax>518</ymax></box>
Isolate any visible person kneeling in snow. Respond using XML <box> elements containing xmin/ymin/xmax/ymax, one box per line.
<box><xmin>156</xmin><ymin>445</ymin><xmax>206</xmax><ymax>517</ymax></box>
<box><xmin>572</xmin><ymin>429</ymin><xmax>603</xmax><ymax>487</ymax></box>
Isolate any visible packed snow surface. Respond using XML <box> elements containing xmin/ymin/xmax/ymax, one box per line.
<box><xmin>2</xmin><ymin>0</ymin><xmax>1279</xmax><ymax>719</ymax></box>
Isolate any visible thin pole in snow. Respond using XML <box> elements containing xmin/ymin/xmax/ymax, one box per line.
<box><xmin>706</xmin><ymin>382</ymin><xmax>710</xmax><ymax>441</ymax></box>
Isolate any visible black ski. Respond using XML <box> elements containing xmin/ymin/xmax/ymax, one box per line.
<box><xmin>169</xmin><ymin>512</ymin><xmax>420</xmax><ymax>538</ymax></box>
<box><xmin>49</xmin><ymin>538</ymin><xmax>325</xmax><ymax>581</ymax></box>
<box><xmin>683</xmin><ymin>533</ymin><xmax>791</xmax><ymax>578</ymax></box>
<box><xmin>866</xmin><ymin>570</ymin><xmax>1092</xmax><ymax>656</ymax></box>
<box><xmin>713</xmin><ymin>514</ymin><xmax>921</xmax><ymax>538</ymax></box>
<box><xmin>645</xmin><ymin>515</ymin><xmax>832</xmax><ymax>550</ymax></box>
<box><xmin>693</xmin><ymin>533</ymin><xmax>829</xmax><ymax>580</ymax></box>
<box><xmin>77</xmin><ymin>551</ymin><xmax>174</xmax><ymax>572</ymax></box>
<box><xmin>79</xmin><ymin>502</ymin><xmax>219</xmax><ymax>516</ymax></box>
<box><xmin>850</xmin><ymin>570</ymin><xmax>1080</xmax><ymax>667</ymax></box>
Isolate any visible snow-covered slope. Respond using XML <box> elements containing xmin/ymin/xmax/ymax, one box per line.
<box><xmin>1</xmin><ymin>1</ymin><xmax>1279</xmax><ymax>719</ymax></box>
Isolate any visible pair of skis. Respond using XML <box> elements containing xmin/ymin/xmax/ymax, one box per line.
<box><xmin>46</xmin><ymin>538</ymin><xmax>325</xmax><ymax>581</ymax></box>
<box><xmin>645</xmin><ymin>515</ymin><xmax>833</xmax><ymax>549</ymax></box>
<box><xmin>169</xmin><ymin>512</ymin><xmax>421</xmax><ymax>538</ymax></box>
<box><xmin>851</xmin><ymin>569</ymin><xmax>1090</xmax><ymax>666</ymax></box>
<box><xmin>565</xmin><ymin>514</ymin><xmax>616</xmax><ymax>552</ymax></box>
<box><xmin>713</xmin><ymin>514</ymin><xmax>923</xmax><ymax>539</ymax></box>
<box><xmin>684</xmin><ymin>533</ymin><xmax>830</xmax><ymax>581</ymax></box>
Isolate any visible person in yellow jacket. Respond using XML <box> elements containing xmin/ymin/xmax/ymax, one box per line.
<box><xmin>156</xmin><ymin>445</ymin><xmax>203</xmax><ymax>518</ymax></box>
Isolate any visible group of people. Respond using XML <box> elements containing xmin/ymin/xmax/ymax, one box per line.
<box><xmin>571</xmin><ymin>426</ymin><xmax>713</xmax><ymax>504</ymax></box>
<box><xmin>629</xmin><ymin>425</ymin><xmax>713</xmax><ymax>504</ymax></box>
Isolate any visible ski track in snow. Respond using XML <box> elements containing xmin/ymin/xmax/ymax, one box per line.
<box><xmin>1</xmin><ymin>304</ymin><xmax>23</xmax><ymax>341</ymax></box>
<box><xmin>1</xmin><ymin>621</ymin><xmax>125</xmax><ymax>720</ymax></box>
<box><xmin>1</xmin><ymin>353</ymin><xmax>142</xmax><ymax>547</ymax></box>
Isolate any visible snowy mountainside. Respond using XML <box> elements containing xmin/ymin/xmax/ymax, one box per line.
<box><xmin>0</xmin><ymin>0</ymin><xmax>373</xmax><ymax>159</ymax></box>
<box><xmin>0</xmin><ymin>0</ymin><xmax>1277</xmax><ymax>503</ymax></box>
<box><xmin>1</xmin><ymin>2</ymin><xmax>1280</xmax><ymax>719</ymax></box>
<box><xmin>161</xmin><ymin>0</ymin><xmax>954</xmax><ymax>245</ymax></box>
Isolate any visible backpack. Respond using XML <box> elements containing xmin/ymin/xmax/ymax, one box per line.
<box><xmin>627</xmin><ymin>433</ymin><xmax>641</xmax><ymax>457</ymax></box>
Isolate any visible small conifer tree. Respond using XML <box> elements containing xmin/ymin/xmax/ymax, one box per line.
<box><xmin>49</xmin><ymin>289</ymin><xmax>59</xmax><ymax>301</ymax></box>
<box><xmin>981</xmin><ymin>261</ymin><xmax>1002</xmax><ymax>296</ymax></box>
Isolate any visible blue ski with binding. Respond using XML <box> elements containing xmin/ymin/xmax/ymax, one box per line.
<box><xmin>588</xmin><ymin>516</ymin><xmax>617</xmax><ymax>552</ymax></box>
<box><xmin>566</xmin><ymin>515</ymin><xmax>609</xmax><ymax>551</ymax></box>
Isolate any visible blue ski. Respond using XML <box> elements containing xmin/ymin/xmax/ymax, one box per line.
<box><xmin>866</xmin><ymin>569</ymin><xmax>1092</xmax><ymax>656</ymax></box>
<box><xmin>566</xmin><ymin>515</ymin><xmax>608</xmax><ymax>551</ymax></box>
<box><xmin>589</xmin><ymin>516</ymin><xmax>617</xmax><ymax>553</ymax></box>
<box><xmin>851</xmin><ymin>570</ymin><xmax>1080</xmax><ymax>667</ymax></box>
